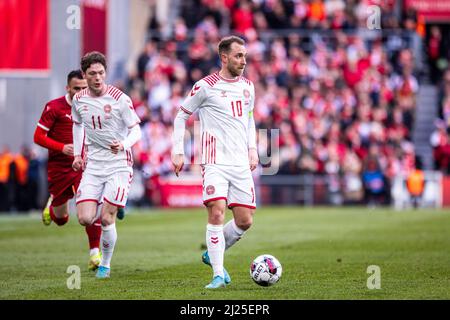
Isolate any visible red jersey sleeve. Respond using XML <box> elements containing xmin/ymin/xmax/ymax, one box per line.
<box><xmin>34</xmin><ymin>126</ymin><xmax>64</xmax><ymax>152</ymax></box>
<box><xmin>38</xmin><ymin>103</ymin><xmax>57</xmax><ymax>132</ymax></box>
<box><xmin>35</xmin><ymin>103</ymin><xmax>64</xmax><ymax>152</ymax></box>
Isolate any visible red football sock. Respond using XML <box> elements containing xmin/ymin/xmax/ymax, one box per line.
<box><xmin>50</xmin><ymin>206</ymin><xmax>69</xmax><ymax>226</ymax></box>
<box><xmin>85</xmin><ymin>217</ymin><xmax>102</xmax><ymax>250</ymax></box>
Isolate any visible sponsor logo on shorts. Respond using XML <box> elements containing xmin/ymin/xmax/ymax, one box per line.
<box><xmin>206</xmin><ymin>185</ymin><xmax>215</xmax><ymax>195</ymax></box>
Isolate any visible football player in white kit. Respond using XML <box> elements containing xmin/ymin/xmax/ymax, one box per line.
<box><xmin>72</xmin><ymin>52</ymin><xmax>142</xmax><ymax>279</ymax></box>
<box><xmin>172</xmin><ymin>36</ymin><xmax>259</xmax><ymax>289</ymax></box>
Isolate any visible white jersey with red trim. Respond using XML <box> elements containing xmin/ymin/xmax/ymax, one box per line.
<box><xmin>72</xmin><ymin>85</ymin><xmax>141</xmax><ymax>174</ymax></box>
<box><xmin>180</xmin><ymin>72</ymin><xmax>255</xmax><ymax>166</ymax></box>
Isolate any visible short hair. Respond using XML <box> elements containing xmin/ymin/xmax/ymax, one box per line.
<box><xmin>80</xmin><ymin>51</ymin><xmax>107</xmax><ymax>73</ymax></box>
<box><xmin>67</xmin><ymin>70</ymin><xmax>83</xmax><ymax>85</ymax></box>
<box><xmin>218</xmin><ymin>35</ymin><xmax>245</xmax><ymax>56</ymax></box>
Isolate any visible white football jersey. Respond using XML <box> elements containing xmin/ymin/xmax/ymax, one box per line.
<box><xmin>72</xmin><ymin>85</ymin><xmax>140</xmax><ymax>174</ymax></box>
<box><xmin>180</xmin><ymin>72</ymin><xmax>255</xmax><ymax>166</ymax></box>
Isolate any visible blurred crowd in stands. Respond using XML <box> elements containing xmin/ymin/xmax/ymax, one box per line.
<box><xmin>3</xmin><ymin>0</ymin><xmax>450</xmax><ymax>211</ymax></box>
<box><xmin>432</xmin><ymin>69</ymin><xmax>450</xmax><ymax>174</ymax></box>
<box><xmin>125</xmin><ymin>0</ymin><xmax>432</xmax><ymax>206</ymax></box>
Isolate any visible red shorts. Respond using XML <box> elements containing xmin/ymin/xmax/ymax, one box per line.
<box><xmin>48</xmin><ymin>169</ymin><xmax>82</xmax><ymax>207</ymax></box>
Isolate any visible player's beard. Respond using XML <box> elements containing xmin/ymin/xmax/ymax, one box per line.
<box><xmin>228</xmin><ymin>64</ymin><xmax>245</xmax><ymax>78</ymax></box>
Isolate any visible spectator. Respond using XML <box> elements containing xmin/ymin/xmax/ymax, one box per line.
<box><xmin>342</xmin><ymin>150</ymin><xmax>363</xmax><ymax>204</ymax></box>
<box><xmin>231</xmin><ymin>0</ymin><xmax>254</xmax><ymax>35</ymax></box>
<box><xmin>406</xmin><ymin>156</ymin><xmax>425</xmax><ymax>208</ymax></box>
<box><xmin>427</xmin><ymin>25</ymin><xmax>445</xmax><ymax>84</ymax></box>
<box><xmin>12</xmin><ymin>146</ymin><xmax>30</xmax><ymax>212</ymax></box>
<box><xmin>362</xmin><ymin>155</ymin><xmax>386</xmax><ymax>208</ymax></box>
<box><xmin>137</xmin><ymin>41</ymin><xmax>157</xmax><ymax>82</ymax></box>
<box><xmin>0</xmin><ymin>145</ymin><xmax>14</xmax><ymax>212</ymax></box>
<box><xmin>27</xmin><ymin>148</ymin><xmax>41</xmax><ymax>210</ymax></box>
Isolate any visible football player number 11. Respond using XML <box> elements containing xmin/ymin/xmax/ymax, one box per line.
<box><xmin>231</xmin><ymin>100</ymin><xmax>242</xmax><ymax>117</ymax></box>
<box><xmin>92</xmin><ymin>115</ymin><xmax>102</xmax><ymax>129</ymax></box>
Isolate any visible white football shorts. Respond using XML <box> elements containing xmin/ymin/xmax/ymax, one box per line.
<box><xmin>201</xmin><ymin>164</ymin><xmax>256</xmax><ymax>209</ymax></box>
<box><xmin>76</xmin><ymin>170</ymin><xmax>133</xmax><ymax>208</ymax></box>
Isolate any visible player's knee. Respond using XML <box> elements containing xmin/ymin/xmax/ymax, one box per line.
<box><xmin>236</xmin><ymin>215</ymin><xmax>253</xmax><ymax>231</ymax></box>
<box><xmin>101</xmin><ymin>210</ymin><xmax>116</xmax><ymax>226</ymax></box>
<box><xmin>210</xmin><ymin>207</ymin><xmax>226</xmax><ymax>222</ymax></box>
<box><xmin>54</xmin><ymin>216</ymin><xmax>69</xmax><ymax>226</ymax></box>
<box><xmin>52</xmin><ymin>204</ymin><xmax>69</xmax><ymax>217</ymax></box>
<box><xmin>101</xmin><ymin>216</ymin><xmax>114</xmax><ymax>226</ymax></box>
<box><xmin>78</xmin><ymin>217</ymin><xmax>90</xmax><ymax>226</ymax></box>
<box><xmin>77</xmin><ymin>213</ymin><xmax>91</xmax><ymax>226</ymax></box>
<box><xmin>207</xmin><ymin>201</ymin><xmax>226</xmax><ymax>218</ymax></box>
<box><xmin>235</xmin><ymin>208</ymin><xmax>255</xmax><ymax>230</ymax></box>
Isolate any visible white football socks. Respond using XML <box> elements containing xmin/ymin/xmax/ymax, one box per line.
<box><xmin>206</xmin><ymin>224</ymin><xmax>225</xmax><ymax>278</ymax></box>
<box><xmin>100</xmin><ymin>223</ymin><xmax>117</xmax><ymax>268</ymax></box>
<box><xmin>223</xmin><ymin>219</ymin><xmax>245</xmax><ymax>250</ymax></box>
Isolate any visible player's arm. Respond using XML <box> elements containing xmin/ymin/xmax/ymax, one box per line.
<box><xmin>111</xmin><ymin>95</ymin><xmax>142</xmax><ymax>154</ymax></box>
<box><xmin>248</xmin><ymin>110</ymin><xmax>258</xmax><ymax>171</ymax></box>
<box><xmin>34</xmin><ymin>126</ymin><xmax>66</xmax><ymax>152</ymax></box>
<box><xmin>171</xmin><ymin>109</ymin><xmax>191</xmax><ymax>176</ymax></box>
<box><xmin>34</xmin><ymin>105</ymin><xmax>73</xmax><ymax>155</ymax></box>
<box><xmin>248</xmin><ymin>82</ymin><xmax>258</xmax><ymax>171</ymax></box>
<box><xmin>71</xmin><ymin>102</ymin><xmax>85</xmax><ymax>171</ymax></box>
<box><xmin>171</xmin><ymin>81</ymin><xmax>205</xmax><ymax>176</ymax></box>
<box><xmin>110</xmin><ymin>124</ymin><xmax>142</xmax><ymax>154</ymax></box>
<box><xmin>72</xmin><ymin>121</ymin><xmax>85</xmax><ymax>171</ymax></box>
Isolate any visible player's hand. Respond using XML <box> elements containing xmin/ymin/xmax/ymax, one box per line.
<box><xmin>249</xmin><ymin>148</ymin><xmax>259</xmax><ymax>171</ymax></box>
<box><xmin>62</xmin><ymin>144</ymin><xmax>74</xmax><ymax>156</ymax></box>
<box><xmin>171</xmin><ymin>154</ymin><xmax>184</xmax><ymax>177</ymax></box>
<box><xmin>72</xmin><ymin>155</ymin><xmax>84</xmax><ymax>172</ymax></box>
<box><xmin>110</xmin><ymin>140</ymin><xmax>124</xmax><ymax>154</ymax></box>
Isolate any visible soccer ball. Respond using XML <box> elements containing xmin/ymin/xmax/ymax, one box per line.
<box><xmin>250</xmin><ymin>254</ymin><xmax>282</xmax><ymax>286</ymax></box>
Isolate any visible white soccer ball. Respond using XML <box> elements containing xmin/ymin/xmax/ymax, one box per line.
<box><xmin>250</xmin><ymin>254</ymin><xmax>282</xmax><ymax>286</ymax></box>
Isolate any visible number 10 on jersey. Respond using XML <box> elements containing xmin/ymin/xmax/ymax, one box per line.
<box><xmin>231</xmin><ymin>100</ymin><xmax>243</xmax><ymax>117</ymax></box>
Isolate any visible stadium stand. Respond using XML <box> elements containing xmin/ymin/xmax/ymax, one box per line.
<box><xmin>122</xmin><ymin>0</ymin><xmax>429</xmax><ymax>207</ymax></box>
<box><xmin>3</xmin><ymin>0</ymin><xmax>450</xmax><ymax>210</ymax></box>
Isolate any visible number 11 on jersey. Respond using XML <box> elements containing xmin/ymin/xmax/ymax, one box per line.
<box><xmin>91</xmin><ymin>115</ymin><xmax>102</xmax><ymax>129</ymax></box>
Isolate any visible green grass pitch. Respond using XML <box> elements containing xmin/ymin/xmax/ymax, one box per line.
<box><xmin>1</xmin><ymin>206</ymin><xmax>449</xmax><ymax>300</ymax></box>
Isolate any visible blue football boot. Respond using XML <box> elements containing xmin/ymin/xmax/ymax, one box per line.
<box><xmin>202</xmin><ymin>251</ymin><xmax>231</xmax><ymax>284</ymax></box>
<box><xmin>95</xmin><ymin>265</ymin><xmax>110</xmax><ymax>279</ymax></box>
<box><xmin>205</xmin><ymin>275</ymin><xmax>226</xmax><ymax>289</ymax></box>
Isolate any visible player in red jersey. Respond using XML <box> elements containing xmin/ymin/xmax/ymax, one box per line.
<box><xmin>33</xmin><ymin>70</ymin><xmax>103</xmax><ymax>271</ymax></box>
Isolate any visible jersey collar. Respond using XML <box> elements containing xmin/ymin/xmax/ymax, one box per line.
<box><xmin>65</xmin><ymin>94</ymin><xmax>72</xmax><ymax>106</ymax></box>
<box><xmin>218</xmin><ymin>72</ymin><xmax>240</xmax><ymax>83</ymax></box>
